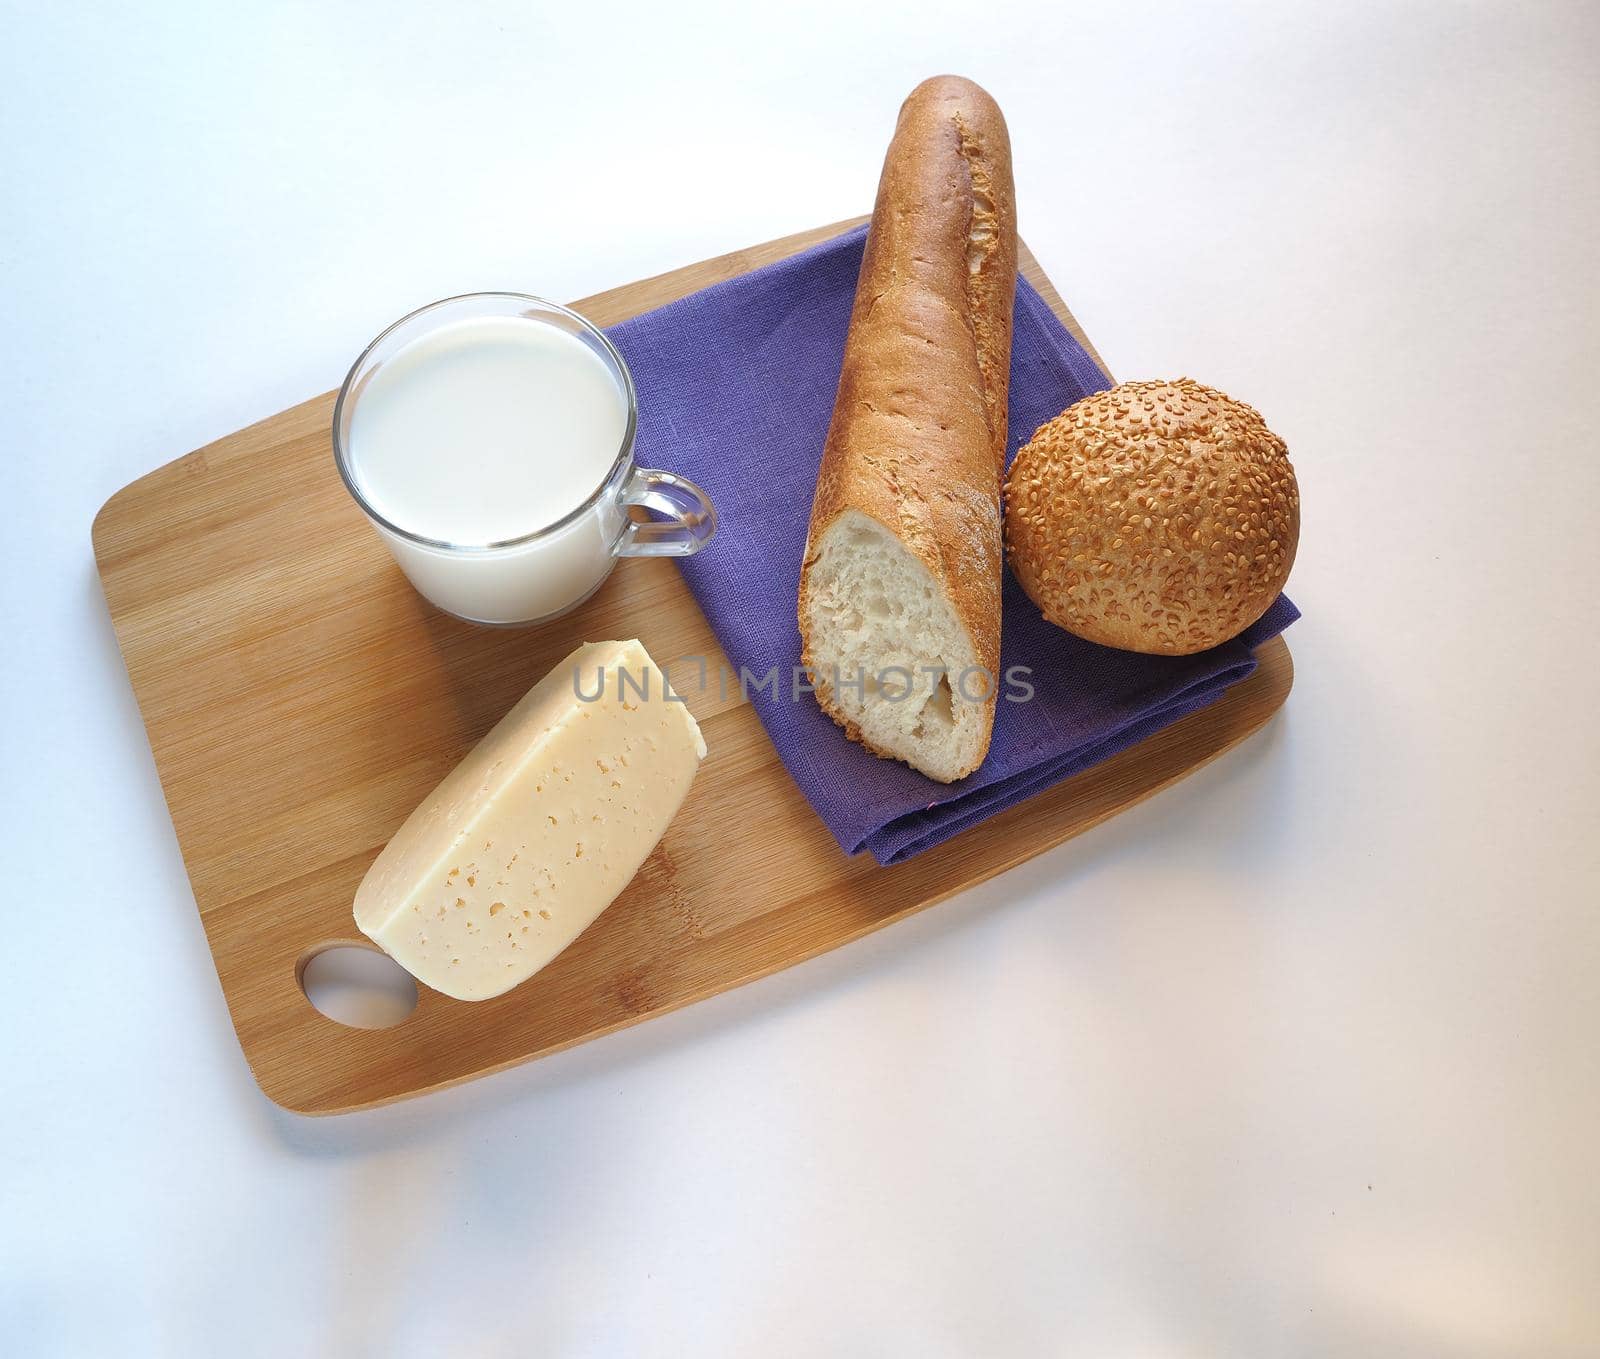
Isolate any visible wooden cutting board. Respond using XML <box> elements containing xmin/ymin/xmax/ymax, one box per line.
<box><xmin>93</xmin><ymin>219</ymin><xmax>1293</xmax><ymax>1115</ymax></box>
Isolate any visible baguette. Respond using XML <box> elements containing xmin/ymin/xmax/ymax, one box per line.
<box><xmin>798</xmin><ymin>75</ymin><xmax>1017</xmax><ymax>783</ymax></box>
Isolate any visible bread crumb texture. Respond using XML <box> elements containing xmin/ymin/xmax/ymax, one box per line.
<box><xmin>1004</xmin><ymin>378</ymin><xmax>1299</xmax><ymax>656</ymax></box>
<box><xmin>802</xmin><ymin>509</ymin><xmax>989</xmax><ymax>784</ymax></box>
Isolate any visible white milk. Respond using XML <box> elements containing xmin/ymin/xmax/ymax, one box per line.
<box><xmin>346</xmin><ymin>315</ymin><xmax>631</xmax><ymax>624</ymax></box>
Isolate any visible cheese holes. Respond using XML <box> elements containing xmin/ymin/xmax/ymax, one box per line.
<box><xmin>299</xmin><ymin>944</ymin><xmax>418</xmax><ymax>1029</ymax></box>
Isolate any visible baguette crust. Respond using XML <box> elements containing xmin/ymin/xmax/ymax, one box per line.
<box><xmin>799</xmin><ymin>75</ymin><xmax>1018</xmax><ymax>779</ymax></box>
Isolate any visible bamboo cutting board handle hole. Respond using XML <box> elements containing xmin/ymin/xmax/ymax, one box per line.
<box><xmin>297</xmin><ymin>941</ymin><xmax>418</xmax><ymax>1029</ymax></box>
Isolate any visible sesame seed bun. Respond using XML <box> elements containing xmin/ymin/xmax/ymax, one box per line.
<box><xmin>1003</xmin><ymin>379</ymin><xmax>1299</xmax><ymax>656</ymax></box>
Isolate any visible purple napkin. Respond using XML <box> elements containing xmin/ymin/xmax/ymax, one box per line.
<box><xmin>608</xmin><ymin>225</ymin><xmax>1298</xmax><ymax>864</ymax></box>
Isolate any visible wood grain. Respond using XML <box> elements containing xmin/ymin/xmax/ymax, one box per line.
<box><xmin>93</xmin><ymin>220</ymin><xmax>1291</xmax><ymax>1114</ymax></box>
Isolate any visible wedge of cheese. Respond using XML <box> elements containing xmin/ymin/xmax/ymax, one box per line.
<box><xmin>354</xmin><ymin>638</ymin><xmax>705</xmax><ymax>1001</ymax></box>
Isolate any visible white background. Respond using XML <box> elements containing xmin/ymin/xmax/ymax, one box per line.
<box><xmin>4</xmin><ymin>1</ymin><xmax>1598</xmax><ymax>1354</ymax></box>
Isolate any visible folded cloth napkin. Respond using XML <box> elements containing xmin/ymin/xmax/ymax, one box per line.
<box><xmin>608</xmin><ymin>225</ymin><xmax>1298</xmax><ymax>864</ymax></box>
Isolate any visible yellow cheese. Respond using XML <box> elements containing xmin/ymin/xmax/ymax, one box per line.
<box><xmin>354</xmin><ymin>638</ymin><xmax>705</xmax><ymax>1001</ymax></box>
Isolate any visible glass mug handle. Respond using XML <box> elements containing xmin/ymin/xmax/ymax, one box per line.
<box><xmin>615</xmin><ymin>467</ymin><xmax>717</xmax><ymax>558</ymax></box>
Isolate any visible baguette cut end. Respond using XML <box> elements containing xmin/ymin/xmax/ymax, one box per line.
<box><xmin>802</xmin><ymin>511</ymin><xmax>990</xmax><ymax>783</ymax></box>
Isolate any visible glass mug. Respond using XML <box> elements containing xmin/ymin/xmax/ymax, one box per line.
<box><xmin>332</xmin><ymin>293</ymin><xmax>716</xmax><ymax>626</ymax></box>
